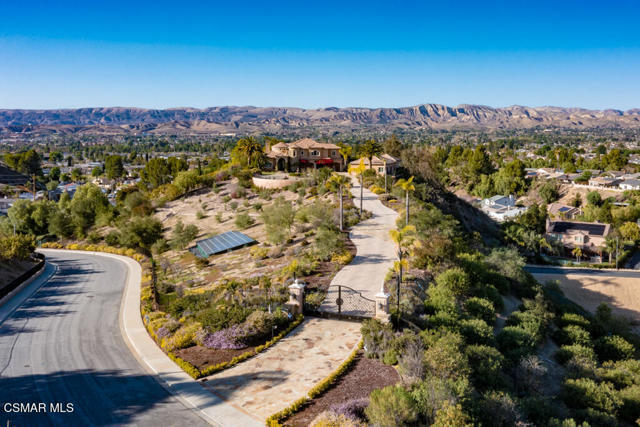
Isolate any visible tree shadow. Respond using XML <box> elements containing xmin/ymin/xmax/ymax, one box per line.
<box><xmin>0</xmin><ymin>370</ymin><xmax>204</xmax><ymax>426</ymax></box>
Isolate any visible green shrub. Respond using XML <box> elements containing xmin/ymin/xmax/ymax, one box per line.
<box><xmin>424</xmin><ymin>333</ymin><xmax>470</xmax><ymax>380</ymax></box>
<box><xmin>496</xmin><ymin>326</ymin><xmax>537</xmax><ymax>359</ymax></box>
<box><xmin>361</xmin><ymin>319</ymin><xmax>393</xmax><ymax>359</ymax></box>
<box><xmin>595</xmin><ymin>335</ymin><xmax>635</xmax><ymax>362</ymax></box>
<box><xmin>464</xmin><ymin>297</ymin><xmax>495</xmax><ymax>325</ymax></box>
<box><xmin>234</xmin><ymin>212</ymin><xmax>255</xmax><ymax>229</ymax></box>
<box><xmin>555</xmin><ymin>344</ymin><xmax>596</xmax><ymax>365</ymax></box>
<box><xmin>432</xmin><ymin>401</ymin><xmax>472</xmax><ymax>427</ymax></box>
<box><xmin>215</xmin><ymin>212</ymin><xmax>223</xmax><ymax>223</ymax></box>
<box><xmin>599</xmin><ymin>359</ymin><xmax>640</xmax><ymax>388</ymax></box>
<box><xmin>562</xmin><ymin>378</ymin><xmax>622</xmax><ymax>413</ymax></box>
<box><xmin>459</xmin><ymin>318</ymin><xmax>493</xmax><ymax>345</ymax></box>
<box><xmin>619</xmin><ymin>384</ymin><xmax>640</xmax><ymax>424</ymax></box>
<box><xmin>559</xmin><ymin>313</ymin><xmax>591</xmax><ymax>329</ymax></box>
<box><xmin>314</xmin><ymin>227</ymin><xmax>343</xmax><ymax>261</ymax></box>
<box><xmin>365</xmin><ymin>385</ymin><xmax>418</xmax><ymax>427</ymax></box>
<box><xmin>465</xmin><ymin>345</ymin><xmax>505</xmax><ymax>390</ymax></box>
<box><xmin>383</xmin><ymin>349</ymin><xmax>398</xmax><ymax>365</ymax></box>
<box><xmin>554</xmin><ymin>325</ymin><xmax>592</xmax><ymax>347</ymax></box>
<box><xmin>434</xmin><ymin>267</ymin><xmax>471</xmax><ymax>297</ymax></box>
<box><xmin>105</xmin><ymin>230</ymin><xmax>120</xmax><ymax>246</ymax></box>
<box><xmin>196</xmin><ymin>303</ymin><xmax>251</xmax><ymax>332</ymax></box>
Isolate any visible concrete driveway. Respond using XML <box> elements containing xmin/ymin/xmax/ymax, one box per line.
<box><xmin>321</xmin><ymin>174</ymin><xmax>398</xmax><ymax>312</ymax></box>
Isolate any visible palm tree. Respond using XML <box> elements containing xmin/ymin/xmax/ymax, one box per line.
<box><xmin>572</xmin><ymin>247</ymin><xmax>583</xmax><ymax>263</ymax></box>
<box><xmin>235</xmin><ymin>137</ymin><xmax>264</xmax><ymax>168</ymax></box>
<box><xmin>395</xmin><ymin>176</ymin><xmax>415</xmax><ymax>227</ymax></box>
<box><xmin>328</xmin><ymin>173</ymin><xmax>351</xmax><ymax>231</ymax></box>
<box><xmin>360</xmin><ymin>140</ymin><xmax>383</xmax><ymax>170</ymax></box>
<box><xmin>389</xmin><ymin>225</ymin><xmax>416</xmax><ymax>322</ymax></box>
<box><xmin>338</xmin><ymin>143</ymin><xmax>352</xmax><ymax>172</ymax></box>
<box><xmin>349</xmin><ymin>159</ymin><xmax>367</xmax><ymax>215</ymax></box>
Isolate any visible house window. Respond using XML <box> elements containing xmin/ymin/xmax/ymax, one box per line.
<box><xmin>311</xmin><ymin>150</ymin><xmax>320</xmax><ymax>156</ymax></box>
<box><xmin>292</xmin><ymin>150</ymin><xmax>297</xmax><ymax>157</ymax></box>
<box><xmin>331</xmin><ymin>150</ymin><xmax>336</xmax><ymax>156</ymax></box>
<box><xmin>378</xmin><ymin>167</ymin><xmax>384</xmax><ymax>173</ymax></box>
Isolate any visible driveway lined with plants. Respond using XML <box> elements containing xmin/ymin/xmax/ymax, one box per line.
<box><xmin>321</xmin><ymin>173</ymin><xmax>398</xmax><ymax>312</ymax></box>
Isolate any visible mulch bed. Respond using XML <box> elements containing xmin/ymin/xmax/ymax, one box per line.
<box><xmin>284</xmin><ymin>350</ymin><xmax>400</xmax><ymax>427</ymax></box>
<box><xmin>174</xmin><ymin>344</ymin><xmax>257</xmax><ymax>370</ymax></box>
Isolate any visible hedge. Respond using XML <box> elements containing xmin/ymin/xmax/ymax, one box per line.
<box><xmin>265</xmin><ymin>340</ymin><xmax>363</xmax><ymax>426</ymax></box>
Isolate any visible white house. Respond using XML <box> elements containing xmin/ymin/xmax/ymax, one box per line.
<box><xmin>619</xmin><ymin>179</ymin><xmax>640</xmax><ymax>191</ymax></box>
<box><xmin>481</xmin><ymin>195</ymin><xmax>527</xmax><ymax>222</ymax></box>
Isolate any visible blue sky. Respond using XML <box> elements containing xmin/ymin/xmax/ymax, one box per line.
<box><xmin>1</xmin><ymin>0</ymin><xmax>639</xmax><ymax>110</ymax></box>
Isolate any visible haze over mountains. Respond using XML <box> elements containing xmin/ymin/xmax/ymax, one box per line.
<box><xmin>2</xmin><ymin>104</ymin><xmax>640</xmax><ymax>135</ymax></box>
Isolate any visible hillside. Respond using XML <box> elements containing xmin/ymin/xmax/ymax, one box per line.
<box><xmin>2</xmin><ymin>104</ymin><xmax>640</xmax><ymax>136</ymax></box>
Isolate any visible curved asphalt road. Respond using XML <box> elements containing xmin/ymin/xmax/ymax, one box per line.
<box><xmin>0</xmin><ymin>251</ymin><xmax>206</xmax><ymax>426</ymax></box>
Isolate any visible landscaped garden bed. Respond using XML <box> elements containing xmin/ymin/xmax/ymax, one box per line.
<box><xmin>283</xmin><ymin>350</ymin><xmax>400</xmax><ymax>427</ymax></box>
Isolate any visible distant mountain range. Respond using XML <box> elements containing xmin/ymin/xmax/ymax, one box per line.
<box><xmin>2</xmin><ymin>104</ymin><xmax>640</xmax><ymax>135</ymax></box>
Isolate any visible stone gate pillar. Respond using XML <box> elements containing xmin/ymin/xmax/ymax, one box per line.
<box><xmin>375</xmin><ymin>287</ymin><xmax>390</xmax><ymax>323</ymax></box>
<box><xmin>286</xmin><ymin>278</ymin><xmax>305</xmax><ymax>315</ymax></box>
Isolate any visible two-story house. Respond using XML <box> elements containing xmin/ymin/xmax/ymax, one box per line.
<box><xmin>265</xmin><ymin>138</ymin><xmax>345</xmax><ymax>171</ymax></box>
<box><xmin>545</xmin><ymin>219</ymin><xmax>611</xmax><ymax>256</ymax></box>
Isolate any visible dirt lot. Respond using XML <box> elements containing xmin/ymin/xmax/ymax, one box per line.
<box><xmin>557</xmin><ymin>184</ymin><xmax>624</xmax><ymax>206</ymax></box>
<box><xmin>531</xmin><ymin>271</ymin><xmax>640</xmax><ymax>327</ymax></box>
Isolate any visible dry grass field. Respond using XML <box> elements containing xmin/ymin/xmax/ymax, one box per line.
<box><xmin>532</xmin><ymin>270</ymin><xmax>640</xmax><ymax>328</ymax></box>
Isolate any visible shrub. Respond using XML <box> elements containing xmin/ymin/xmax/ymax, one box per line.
<box><xmin>250</xmin><ymin>246</ymin><xmax>269</xmax><ymax>260</ymax></box>
<box><xmin>424</xmin><ymin>333</ymin><xmax>470</xmax><ymax>380</ymax></box>
<box><xmin>170</xmin><ymin>220</ymin><xmax>199</xmax><ymax>250</ymax></box>
<box><xmin>314</xmin><ymin>227</ymin><xmax>344</xmax><ymax>261</ymax></box>
<box><xmin>562</xmin><ymin>378</ymin><xmax>622</xmax><ymax>413</ymax></box>
<box><xmin>196</xmin><ymin>210</ymin><xmax>205</xmax><ymax>220</ymax></box>
<box><xmin>464</xmin><ymin>297</ymin><xmax>495</xmax><ymax>325</ymax></box>
<box><xmin>105</xmin><ymin>230</ymin><xmax>120</xmax><ymax>246</ymax></box>
<box><xmin>161</xmin><ymin>322</ymin><xmax>201</xmax><ymax>351</ymax></box>
<box><xmin>496</xmin><ymin>326</ymin><xmax>537</xmax><ymax>359</ymax></box>
<box><xmin>398</xmin><ymin>339</ymin><xmax>425</xmax><ymax>384</ymax></box>
<box><xmin>459</xmin><ymin>318</ymin><xmax>493</xmax><ymax>345</ymax></box>
<box><xmin>196</xmin><ymin>303</ymin><xmax>250</xmax><ymax>331</ymax></box>
<box><xmin>554</xmin><ymin>325</ymin><xmax>592</xmax><ymax>347</ymax></box>
<box><xmin>361</xmin><ymin>319</ymin><xmax>394</xmax><ymax>359</ymax></box>
<box><xmin>202</xmin><ymin>324</ymin><xmax>248</xmax><ymax>350</ymax></box>
<box><xmin>0</xmin><ymin>233</ymin><xmax>35</xmax><ymax>260</ymax></box>
<box><xmin>215</xmin><ymin>212</ymin><xmax>224</xmax><ymax>223</ymax></box>
<box><xmin>465</xmin><ymin>345</ymin><xmax>505</xmax><ymax>390</ymax></box>
<box><xmin>304</xmin><ymin>291</ymin><xmax>326</xmax><ymax>311</ymax></box>
<box><xmin>329</xmin><ymin>398</ymin><xmax>369</xmax><ymax>423</ymax></box>
<box><xmin>595</xmin><ymin>335</ymin><xmax>635</xmax><ymax>362</ymax></box>
<box><xmin>559</xmin><ymin>313</ymin><xmax>591</xmax><ymax>329</ymax></box>
<box><xmin>365</xmin><ymin>385</ymin><xmax>418</xmax><ymax>427</ymax></box>
<box><xmin>310</xmin><ymin>412</ymin><xmax>365</xmax><ymax>427</ymax></box>
<box><xmin>432</xmin><ymin>401</ymin><xmax>472</xmax><ymax>427</ymax></box>
<box><xmin>555</xmin><ymin>344</ymin><xmax>596</xmax><ymax>365</ymax></box>
<box><xmin>619</xmin><ymin>384</ymin><xmax>640</xmax><ymax>424</ymax></box>
<box><xmin>434</xmin><ymin>267</ymin><xmax>471</xmax><ymax>297</ymax></box>
<box><xmin>234</xmin><ymin>212</ymin><xmax>255</xmax><ymax>229</ymax></box>
<box><xmin>599</xmin><ymin>359</ymin><xmax>640</xmax><ymax>388</ymax></box>
<box><xmin>476</xmin><ymin>391</ymin><xmax>522</xmax><ymax>427</ymax></box>
<box><xmin>229</xmin><ymin>201</ymin><xmax>238</xmax><ymax>210</ymax></box>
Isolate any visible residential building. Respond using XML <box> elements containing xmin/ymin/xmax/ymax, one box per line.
<box><xmin>588</xmin><ymin>176</ymin><xmax>621</xmax><ymax>188</ymax></box>
<box><xmin>264</xmin><ymin>138</ymin><xmax>345</xmax><ymax>171</ymax></box>
<box><xmin>480</xmin><ymin>195</ymin><xmax>527</xmax><ymax>222</ymax></box>
<box><xmin>349</xmin><ymin>154</ymin><xmax>401</xmax><ymax>176</ymax></box>
<box><xmin>548</xmin><ymin>203</ymin><xmax>582</xmax><ymax>220</ymax></box>
<box><xmin>546</xmin><ymin>219</ymin><xmax>611</xmax><ymax>255</ymax></box>
<box><xmin>619</xmin><ymin>179</ymin><xmax>640</xmax><ymax>191</ymax></box>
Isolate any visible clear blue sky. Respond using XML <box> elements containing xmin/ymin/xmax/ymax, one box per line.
<box><xmin>1</xmin><ymin>0</ymin><xmax>639</xmax><ymax>110</ymax></box>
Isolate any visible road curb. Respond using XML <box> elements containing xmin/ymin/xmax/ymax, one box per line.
<box><xmin>39</xmin><ymin>249</ymin><xmax>262</xmax><ymax>427</ymax></box>
<box><xmin>526</xmin><ymin>264</ymin><xmax>639</xmax><ymax>273</ymax></box>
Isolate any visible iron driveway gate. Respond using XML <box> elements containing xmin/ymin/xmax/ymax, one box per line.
<box><xmin>311</xmin><ymin>285</ymin><xmax>376</xmax><ymax>320</ymax></box>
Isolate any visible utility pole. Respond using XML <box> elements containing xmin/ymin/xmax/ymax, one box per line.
<box><xmin>616</xmin><ymin>236</ymin><xmax>619</xmax><ymax>270</ymax></box>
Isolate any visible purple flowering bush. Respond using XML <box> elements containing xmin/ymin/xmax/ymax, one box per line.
<box><xmin>330</xmin><ymin>398</ymin><xmax>369</xmax><ymax>422</ymax></box>
<box><xmin>202</xmin><ymin>324</ymin><xmax>248</xmax><ymax>350</ymax></box>
<box><xmin>156</xmin><ymin>326</ymin><xmax>171</xmax><ymax>340</ymax></box>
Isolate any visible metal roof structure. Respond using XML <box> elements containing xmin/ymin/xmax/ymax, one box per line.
<box><xmin>190</xmin><ymin>231</ymin><xmax>256</xmax><ymax>258</ymax></box>
<box><xmin>550</xmin><ymin>221</ymin><xmax>607</xmax><ymax>236</ymax></box>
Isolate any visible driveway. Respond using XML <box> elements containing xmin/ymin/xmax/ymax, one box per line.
<box><xmin>0</xmin><ymin>251</ymin><xmax>206</xmax><ymax>426</ymax></box>
<box><xmin>320</xmin><ymin>174</ymin><xmax>398</xmax><ymax>315</ymax></box>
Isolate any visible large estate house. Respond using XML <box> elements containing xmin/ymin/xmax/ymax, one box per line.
<box><xmin>264</xmin><ymin>138</ymin><xmax>345</xmax><ymax>171</ymax></box>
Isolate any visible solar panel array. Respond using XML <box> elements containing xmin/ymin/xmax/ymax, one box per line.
<box><xmin>192</xmin><ymin>231</ymin><xmax>256</xmax><ymax>257</ymax></box>
<box><xmin>552</xmin><ymin>221</ymin><xmax>606</xmax><ymax>236</ymax></box>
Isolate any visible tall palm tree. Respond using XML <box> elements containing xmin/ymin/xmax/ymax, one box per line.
<box><xmin>338</xmin><ymin>143</ymin><xmax>352</xmax><ymax>172</ymax></box>
<box><xmin>236</xmin><ymin>137</ymin><xmax>264</xmax><ymax>168</ymax></box>
<box><xmin>328</xmin><ymin>173</ymin><xmax>351</xmax><ymax>231</ymax></box>
<box><xmin>389</xmin><ymin>225</ymin><xmax>416</xmax><ymax>322</ymax></box>
<box><xmin>360</xmin><ymin>140</ymin><xmax>383</xmax><ymax>170</ymax></box>
<box><xmin>349</xmin><ymin>159</ymin><xmax>367</xmax><ymax>215</ymax></box>
<box><xmin>395</xmin><ymin>176</ymin><xmax>415</xmax><ymax>227</ymax></box>
<box><xmin>572</xmin><ymin>247</ymin><xmax>583</xmax><ymax>263</ymax></box>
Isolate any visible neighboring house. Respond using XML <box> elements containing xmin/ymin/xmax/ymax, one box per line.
<box><xmin>265</xmin><ymin>138</ymin><xmax>345</xmax><ymax>171</ymax></box>
<box><xmin>588</xmin><ymin>176</ymin><xmax>621</xmax><ymax>188</ymax></box>
<box><xmin>0</xmin><ymin>197</ymin><xmax>15</xmax><ymax>215</ymax></box>
<box><xmin>480</xmin><ymin>195</ymin><xmax>526</xmax><ymax>222</ymax></box>
<box><xmin>349</xmin><ymin>154</ymin><xmax>401</xmax><ymax>176</ymax></box>
<box><xmin>548</xmin><ymin>203</ymin><xmax>582</xmax><ymax>220</ymax></box>
<box><xmin>619</xmin><ymin>179</ymin><xmax>640</xmax><ymax>191</ymax></box>
<box><xmin>546</xmin><ymin>219</ymin><xmax>611</xmax><ymax>256</ymax></box>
